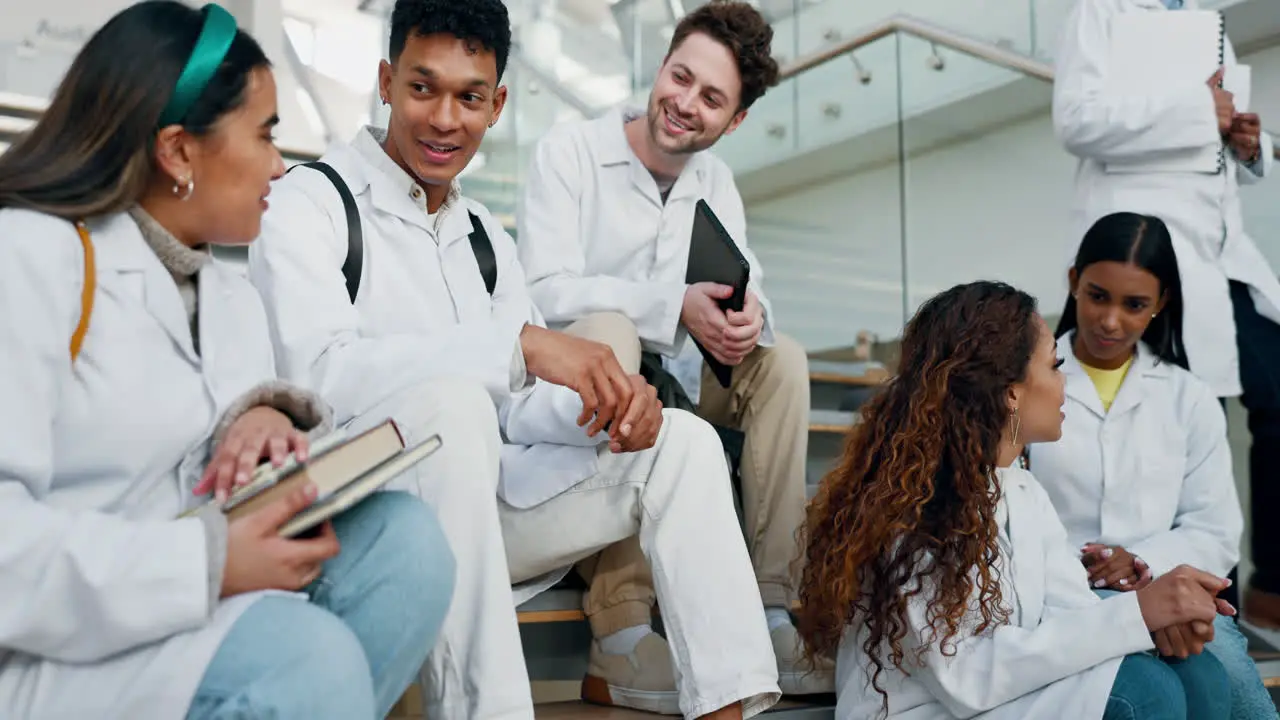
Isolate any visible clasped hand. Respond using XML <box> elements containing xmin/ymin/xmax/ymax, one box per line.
<box><xmin>1090</xmin><ymin>544</ymin><xmax>1237</xmax><ymax>661</ymax></box>
<box><xmin>520</xmin><ymin>325</ymin><xmax>663</xmax><ymax>453</ymax></box>
<box><xmin>681</xmin><ymin>282</ymin><xmax>763</xmax><ymax>366</ymax></box>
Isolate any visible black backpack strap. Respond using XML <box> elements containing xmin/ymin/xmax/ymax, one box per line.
<box><xmin>468</xmin><ymin>211</ymin><xmax>497</xmax><ymax>296</ymax></box>
<box><xmin>289</xmin><ymin>161</ymin><xmax>363</xmax><ymax>303</ymax></box>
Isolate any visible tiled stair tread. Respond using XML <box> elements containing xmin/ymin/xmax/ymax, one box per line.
<box><xmin>517</xmin><ymin>588</ymin><xmax>586</xmax><ymax>623</ymax></box>
<box><xmin>810</xmin><ymin>409</ymin><xmax>856</xmax><ymax>433</ymax></box>
<box><xmin>532</xmin><ymin>699</ymin><xmax>835</xmax><ymax>718</ymax></box>
<box><xmin>808</xmin><ymin>360</ymin><xmax>889</xmax><ymax>387</ymax></box>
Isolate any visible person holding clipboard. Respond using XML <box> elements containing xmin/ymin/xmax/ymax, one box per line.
<box><xmin>1053</xmin><ymin>0</ymin><xmax>1280</xmax><ymax>628</ymax></box>
<box><xmin>517</xmin><ymin>1</ymin><xmax>829</xmax><ymax>706</ymax></box>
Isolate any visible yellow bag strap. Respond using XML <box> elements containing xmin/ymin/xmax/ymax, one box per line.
<box><xmin>70</xmin><ymin>220</ymin><xmax>95</xmax><ymax>362</ymax></box>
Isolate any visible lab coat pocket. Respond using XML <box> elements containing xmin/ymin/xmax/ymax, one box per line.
<box><xmin>1133</xmin><ymin>449</ymin><xmax>1183</xmax><ymax>532</ymax></box>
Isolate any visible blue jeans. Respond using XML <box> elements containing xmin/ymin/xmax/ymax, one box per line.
<box><xmin>1097</xmin><ymin>590</ymin><xmax>1233</xmax><ymax>720</ymax></box>
<box><xmin>1105</xmin><ymin>652</ymin><xmax>1230</xmax><ymax>720</ymax></box>
<box><xmin>1206</xmin><ymin>613</ymin><xmax>1280</xmax><ymax>720</ymax></box>
<box><xmin>187</xmin><ymin>492</ymin><xmax>456</xmax><ymax>719</ymax></box>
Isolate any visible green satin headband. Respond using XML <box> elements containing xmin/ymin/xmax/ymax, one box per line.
<box><xmin>158</xmin><ymin>3</ymin><xmax>239</xmax><ymax>127</ymax></box>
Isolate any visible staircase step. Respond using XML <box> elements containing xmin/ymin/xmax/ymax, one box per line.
<box><xmin>517</xmin><ymin>588</ymin><xmax>587</xmax><ymax>624</ymax></box>
<box><xmin>532</xmin><ymin>699</ymin><xmax>835</xmax><ymax>718</ymax></box>
<box><xmin>808</xmin><ymin>360</ymin><xmax>889</xmax><ymax>388</ymax></box>
<box><xmin>390</xmin><ymin>693</ymin><xmax>835</xmax><ymax>719</ymax></box>
<box><xmin>534</xmin><ymin>702</ymin><xmax>655</xmax><ymax>718</ymax></box>
<box><xmin>810</xmin><ymin>409</ymin><xmax>856</xmax><ymax>434</ymax></box>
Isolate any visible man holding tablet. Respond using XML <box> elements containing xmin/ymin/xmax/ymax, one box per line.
<box><xmin>516</xmin><ymin>0</ymin><xmax>828</xmax><ymax>703</ymax></box>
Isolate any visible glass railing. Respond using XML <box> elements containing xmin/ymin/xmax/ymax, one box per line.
<box><xmin>736</xmin><ymin>0</ymin><xmax>1279</xmax><ymax>358</ymax></box>
<box><xmin>731</xmin><ymin>16</ymin><xmax>1067</xmax><ymax>354</ymax></box>
<box><xmin>0</xmin><ymin>0</ymin><xmax>1103</xmax><ymax>232</ymax></box>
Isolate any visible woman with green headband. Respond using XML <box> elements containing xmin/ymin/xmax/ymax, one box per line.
<box><xmin>0</xmin><ymin>2</ymin><xmax>454</xmax><ymax>718</ymax></box>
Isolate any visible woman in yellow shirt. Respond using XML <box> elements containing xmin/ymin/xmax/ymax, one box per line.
<box><xmin>1030</xmin><ymin>211</ymin><xmax>1274</xmax><ymax>719</ymax></box>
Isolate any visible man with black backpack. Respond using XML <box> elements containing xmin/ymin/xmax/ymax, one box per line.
<box><xmin>248</xmin><ymin>1</ymin><xmax>780</xmax><ymax>718</ymax></box>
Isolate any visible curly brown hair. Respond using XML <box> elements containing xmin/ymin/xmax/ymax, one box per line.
<box><xmin>795</xmin><ymin>281</ymin><xmax>1041</xmax><ymax>716</ymax></box>
<box><xmin>667</xmin><ymin>0</ymin><xmax>780</xmax><ymax>110</ymax></box>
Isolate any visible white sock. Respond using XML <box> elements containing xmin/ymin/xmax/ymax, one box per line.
<box><xmin>765</xmin><ymin>607</ymin><xmax>792</xmax><ymax>632</ymax></box>
<box><xmin>598</xmin><ymin>624</ymin><xmax>652</xmax><ymax>656</ymax></box>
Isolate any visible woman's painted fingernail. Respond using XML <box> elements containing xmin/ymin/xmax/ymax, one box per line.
<box><xmin>1101</xmin><ymin>548</ymin><xmax>1113</xmax><ymax>559</ymax></box>
<box><xmin>1094</xmin><ymin>579</ymin><xmax>1107</xmax><ymax>588</ymax></box>
<box><xmin>1118</xmin><ymin>578</ymin><xmax>1128</xmax><ymax>586</ymax></box>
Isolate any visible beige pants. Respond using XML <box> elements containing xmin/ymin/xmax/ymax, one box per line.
<box><xmin>565</xmin><ymin>312</ymin><xmax>810</xmax><ymax>636</ymax></box>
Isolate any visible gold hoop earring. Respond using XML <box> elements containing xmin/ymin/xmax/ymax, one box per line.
<box><xmin>1009</xmin><ymin>409</ymin><xmax>1021</xmax><ymax>446</ymax></box>
<box><xmin>172</xmin><ymin>177</ymin><xmax>194</xmax><ymax>201</ymax></box>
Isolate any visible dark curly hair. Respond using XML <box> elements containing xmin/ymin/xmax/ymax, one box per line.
<box><xmin>668</xmin><ymin>0</ymin><xmax>780</xmax><ymax>110</ymax></box>
<box><xmin>390</xmin><ymin>0</ymin><xmax>511</xmax><ymax>82</ymax></box>
<box><xmin>796</xmin><ymin>280</ymin><xmax>1040</xmax><ymax>717</ymax></box>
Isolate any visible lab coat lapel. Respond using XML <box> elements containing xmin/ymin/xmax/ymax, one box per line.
<box><xmin>194</xmin><ymin>263</ymin><xmax>238</xmax><ymax>398</ymax></box>
<box><xmin>333</xmin><ymin>138</ymin><xmax>432</xmax><ymax>235</ymax></box>
<box><xmin>436</xmin><ymin>197</ymin><xmax>476</xmax><ymax>250</ymax></box>
<box><xmin>1107</xmin><ymin>343</ymin><xmax>1167</xmax><ymax>418</ymax></box>
<box><xmin>1002</xmin><ymin>471</ymin><xmax>1045</xmax><ymax>623</ymax></box>
<box><xmin>1061</xmin><ymin>336</ymin><xmax>1107</xmax><ymax>421</ymax></box>
<box><xmin>366</xmin><ymin>171</ymin><xmax>432</xmax><ymax>235</ymax></box>
<box><xmin>666</xmin><ymin>157</ymin><xmax>707</xmax><ymax>205</ymax></box>
<box><xmin>92</xmin><ymin>214</ymin><xmax>199</xmax><ymax>365</ymax></box>
<box><xmin>627</xmin><ymin>159</ymin><xmax>663</xmax><ymax>208</ymax></box>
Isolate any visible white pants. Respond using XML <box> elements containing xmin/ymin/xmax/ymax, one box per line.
<box><xmin>347</xmin><ymin>379</ymin><xmax>534</xmax><ymax>720</ymax></box>
<box><xmin>500</xmin><ymin>409</ymin><xmax>782</xmax><ymax>719</ymax></box>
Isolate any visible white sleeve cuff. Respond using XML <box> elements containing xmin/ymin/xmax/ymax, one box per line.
<box><xmin>508</xmin><ymin>323</ymin><xmax>535</xmax><ymax>392</ymax></box>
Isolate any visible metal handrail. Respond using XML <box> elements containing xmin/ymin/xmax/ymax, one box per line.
<box><xmin>777</xmin><ymin>12</ymin><xmax>1278</xmax><ymax>160</ymax></box>
<box><xmin>0</xmin><ymin>14</ymin><xmax>1273</xmax><ymax>160</ymax></box>
<box><xmin>780</xmin><ymin>13</ymin><xmax>1053</xmax><ymax>82</ymax></box>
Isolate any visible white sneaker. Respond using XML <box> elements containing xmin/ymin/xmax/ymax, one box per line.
<box><xmin>581</xmin><ymin>633</ymin><xmax>681</xmax><ymax>715</ymax></box>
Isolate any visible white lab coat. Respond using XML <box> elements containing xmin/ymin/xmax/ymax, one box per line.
<box><xmin>0</xmin><ymin>209</ymin><xmax>286</xmax><ymax>719</ymax></box>
<box><xmin>517</xmin><ymin>108</ymin><xmax>777</xmax><ymax>362</ymax></box>
<box><xmin>248</xmin><ymin>131</ymin><xmax>607</xmax><ymax>514</ymax></box>
<box><xmin>836</xmin><ymin>466</ymin><xmax>1155</xmax><ymax>720</ymax></box>
<box><xmin>1053</xmin><ymin>0</ymin><xmax>1278</xmax><ymax>397</ymax></box>
<box><xmin>1028</xmin><ymin>337</ymin><xmax>1241</xmax><ymax>578</ymax></box>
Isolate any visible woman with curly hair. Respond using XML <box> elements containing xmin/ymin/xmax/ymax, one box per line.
<box><xmin>796</xmin><ymin>280</ymin><xmax>1234</xmax><ymax>719</ymax></box>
